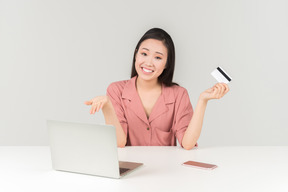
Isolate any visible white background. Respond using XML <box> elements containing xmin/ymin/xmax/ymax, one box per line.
<box><xmin>1</xmin><ymin>0</ymin><xmax>287</xmax><ymax>146</ymax></box>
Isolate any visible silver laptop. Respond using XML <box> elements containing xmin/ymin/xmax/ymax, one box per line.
<box><xmin>47</xmin><ymin>120</ymin><xmax>143</xmax><ymax>179</ymax></box>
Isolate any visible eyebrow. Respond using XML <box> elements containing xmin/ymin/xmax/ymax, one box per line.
<box><xmin>142</xmin><ymin>48</ymin><xmax>164</xmax><ymax>56</ymax></box>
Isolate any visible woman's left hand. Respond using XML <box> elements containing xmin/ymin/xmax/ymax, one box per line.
<box><xmin>200</xmin><ymin>83</ymin><xmax>230</xmax><ymax>102</ymax></box>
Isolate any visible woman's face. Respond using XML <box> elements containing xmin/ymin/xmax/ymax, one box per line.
<box><xmin>135</xmin><ymin>39</ymin><xmax>168</xmax><ymax>83</ymax></box>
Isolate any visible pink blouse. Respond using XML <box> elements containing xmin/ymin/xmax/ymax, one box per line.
<box><xmin>106</xmin><ymin>76</ymin><xmax>193</xmax><ymax>147</ymax></box>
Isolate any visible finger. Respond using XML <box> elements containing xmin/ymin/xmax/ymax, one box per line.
<box><xmin>85</xmin><ymin>101</ymin><xmax>93</xmax><ymax>105</ymax></box>
<box><xmin>96</xmin><ymin>102</ymin><xmax>102</xmax><ymax>112</ymax></box>
<box><xmin>93</xmin><ymin>103</ymin><xmax>99</xmax><ymax>114</ymax></box>
<box><xmin>215</xmin><ymin>84</ymin><xmax>222</xmax><ymax>99</ymax></box>
<box><xmin>212</xmin><ymin>87</ymin><xmax>218</xmax><ymax>98</ymax></box>
<box><xmin>91</xmin><ymin>103</ymin><xmax>98</xmax><ymax>114</ymax></box>
<box><xmin>91</xmin><ymin>104</ymin><xmax>96</xmax><ymax>114</ymax></box>
<box><xmin>223</xmin><ymin>84</ymin><xmax>230</xmax><ymax>94</ymax></box>
<box><xmin>220</xmin><ymin>83</ymin><xmax>226</xmax><ymax>95</ymax></box>
<box><xmin>99</xmin><ymin>102</ymin><xmax>104</xmax><ymax>111</ymax></box>
<box><xmin>219</xmin><ymin>83</ymin><xmax>228</xmax><ymax>97</ymax></box>
<box><xmin>205</xmin><ymin>87</ymin><xmax>214</xmax><ymax>94</ymax></box>
<box><xmin>96</xmin><ymin>102</ymin><xmax>104</xmax><ymax>112</ymax></box>
<box><xmin>218</xmin><ymin>84</ymin><xmax>226</xmax><ymax>98</ymax></box>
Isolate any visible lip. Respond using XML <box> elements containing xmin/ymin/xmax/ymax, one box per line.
<box><xmin>141</xmin><ymin>67</ymin><xmax>154</xmax><ymax>74</ymax></box>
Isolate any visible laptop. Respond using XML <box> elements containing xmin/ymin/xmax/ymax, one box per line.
<box><xmin>47</xmin><ymin>120</ymin><xmax>143</xmax><ymax>179</ymax></box>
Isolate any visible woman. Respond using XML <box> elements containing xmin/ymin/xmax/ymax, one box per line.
<box><xmin>85</xmin><ymin>28</ymin><xmax>229</xmax><ymax>150</ymax></box>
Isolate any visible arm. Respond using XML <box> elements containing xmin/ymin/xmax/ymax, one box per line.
<box><xmin>102</xmin><ymin>99</ymin><xmax>127</xmax><ymax>147</ymax></box>
<box><xmin>182</xmin><ymin>83</ymin><xmax>229</xmax><ymax>150</ymax></box>
<box><xmin>85</xmin><ymin>96</ymin><xmax>127</xmax><ymax>148</ymax></box>
<box><xmin>181</xmin><ymin>97</ymin><xmax>207</xmax><ymax>150</ymax></box>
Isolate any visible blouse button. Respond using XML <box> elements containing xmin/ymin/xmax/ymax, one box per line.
<box><xmin>147</xmin><ymin>127</ymin><xmax>150</xmax><ymax>130</ymax></box>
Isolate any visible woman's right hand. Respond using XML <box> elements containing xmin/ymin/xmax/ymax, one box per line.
<box><xmin>84</xmin><ymin>96</ymin><xmax>110</xmax><ymax>114</ymax></box>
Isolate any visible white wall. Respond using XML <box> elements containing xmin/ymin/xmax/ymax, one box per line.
<box><xmin>1</xmin><ymin>0</ymin><xmax>287</xmax><ymax>146</ymax></box>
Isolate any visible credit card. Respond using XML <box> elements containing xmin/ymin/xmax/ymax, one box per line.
<box><xmin>211</xmin><ymin>66</ymin><xmax>232</xmax><ymax>84</ymax></box>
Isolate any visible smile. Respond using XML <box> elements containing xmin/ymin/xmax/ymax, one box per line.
<box><xmin>141</xmin><ymin>67</ymin><xmax>154</xmax><ymax>73</ymax></box>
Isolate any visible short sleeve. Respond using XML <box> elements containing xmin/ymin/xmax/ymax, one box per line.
<box><xmin>106</xmin><ymin>83</ymin><xmax>128</xmax><ymax>136</ymax></box>
<box><xmin>174</xmin><ymin>88</ymin><xmax>194</xmax><ymax>147</ymax></box>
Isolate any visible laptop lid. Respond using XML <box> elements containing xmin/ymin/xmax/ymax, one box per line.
<box><xmin>47</xmin><ymin>120</ymin><xmax>121</xmax><ymax>178</ymax></box>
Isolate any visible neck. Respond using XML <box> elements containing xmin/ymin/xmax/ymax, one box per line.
<box><xmin>136</xmin><ymin>77</ymin><xmax>161</xmax><ymax>91</ymax></box>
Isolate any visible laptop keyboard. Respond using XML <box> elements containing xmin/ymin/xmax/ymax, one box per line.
<box><xmin>119</xmin><ymin>168</ymin><xmax>130</xmax><ymax>175</ymax></box>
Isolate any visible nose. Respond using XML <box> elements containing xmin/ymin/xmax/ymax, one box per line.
<box><xmin>146</xmin><ymin>56</ymin><xmax>153</xmax><ymax>67</ymax></box>
<box><xmin>146</xmin><ymin>62</ymin><xmax>153</xmax><ymax>67</ymax></box>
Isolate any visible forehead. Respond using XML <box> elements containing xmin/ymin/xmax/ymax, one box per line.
<box><xmin>139</xmin><ymin>39</ymin><xmax>167</xmax><ymax>54</ymax></box>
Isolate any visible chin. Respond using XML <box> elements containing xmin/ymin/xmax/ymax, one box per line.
<box><xmin>137</xmin><ymin>74</ymin><xmax>156</xmax><ymax>82</ymax></box>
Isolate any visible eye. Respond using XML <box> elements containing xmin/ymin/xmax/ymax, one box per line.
<box><xmin>141</xmin><ymin>52</ymin><xmax>147</xmax><ymax>56</ymax></box>
<box><xmin>156</xmin><ymin>57</ymin><xmax>162</xmax><ymax>60</ymax></box>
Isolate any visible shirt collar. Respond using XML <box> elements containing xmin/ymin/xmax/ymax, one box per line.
<box><xmin>122</xmin><ymin>76</ymin><xmax>175</xmax><ymax>104</ymax></box>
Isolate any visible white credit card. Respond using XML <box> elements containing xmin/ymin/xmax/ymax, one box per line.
<box><xmin>211</xmin><ymin>66</ymin><xmax>232</xmax><ymax>84</ymax></box>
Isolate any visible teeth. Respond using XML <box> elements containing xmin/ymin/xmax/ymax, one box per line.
<box><xmin>142</xmin><ymin>67</ymin><xmax>153</xmax><ymax>73</ymax></box>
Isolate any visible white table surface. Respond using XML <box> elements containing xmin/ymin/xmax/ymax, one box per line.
<box><xmin>1</xmin><ymin>146</ymin><xmax>287</xmax><ymax>192</ymax></box>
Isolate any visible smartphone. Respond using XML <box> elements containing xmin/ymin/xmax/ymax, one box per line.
<box><xmin>182</xmin><ymin>161</ymin><xmax>217</xmax><ymax>170</ymax></box>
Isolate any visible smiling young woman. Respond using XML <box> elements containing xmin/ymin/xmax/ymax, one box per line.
<box><xmin>85</xmin><ymin>28</ymin><xmax>229</xmax><ymax>150</ymax></box>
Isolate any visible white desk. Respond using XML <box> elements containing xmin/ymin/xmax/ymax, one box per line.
<box><xmin>1</xmin><ymin>146</ymin><xmax>287</xmax><ymax>192</ymax></box>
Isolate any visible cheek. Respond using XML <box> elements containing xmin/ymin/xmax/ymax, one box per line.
<box><xmin>134</xmin><ymin>56</ymin><xmax>142</xmax><ymax>72</ymax></box>
<box><xmin>156</xmin><ymin>61</ymin><xmax>166</xmax><ymax>71</ymax></box>
<box><xmin>135</xmin><ymin>55</ymin><xmax>145</xmax><ymax>64</ymax></box>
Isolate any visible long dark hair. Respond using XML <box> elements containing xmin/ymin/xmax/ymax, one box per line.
<box><xmin>130</xmin><ymin>28</ymin><xmax>178</xmax><ymax>86</ymax></box>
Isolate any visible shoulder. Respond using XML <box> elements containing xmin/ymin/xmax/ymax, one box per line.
<box><xmin>168</xmin><ymin>85</ymin><xmax>193</xmax><ymax>110</ymax></box>
<box><xmin>107</xmin><ymin>79</ymin><xmax>130</xmax><ymax>95</ymax></box>
<box><xmin>170</xmin><ymin>85</ymin><xmax>188</xmax><ymax>92</ymax></box>
<box><xmin>107</xmin><ymin>76</ymin><xmax>137</xmax><ymax>100</ymax></box>
<box><xmin>168</xmin><ymin>85</ymin><xmax>190</xmax><ymax>98</ymax></box>
<box><xmin>163</xmin><ymin>84</ymin><xmax>191</xmax><ymax>104</ymax></box>
<box><xmin>108</xmin><ymin>79</ymin><xmax>129</xmax><ymax>90</ymax></box>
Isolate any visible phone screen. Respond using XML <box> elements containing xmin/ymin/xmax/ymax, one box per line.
<box><xmin>182</xmin><ymin>161</ymin><xmax>217</xmax><ymax>170</ymax></box>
